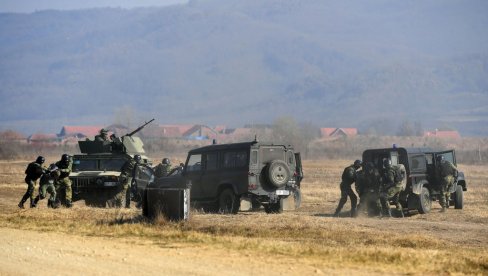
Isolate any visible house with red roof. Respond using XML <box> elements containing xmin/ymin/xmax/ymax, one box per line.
<box><xmin>424</xmin><ymin>129</ymin><xmax>461</xmax><ymax>139</ymax></box>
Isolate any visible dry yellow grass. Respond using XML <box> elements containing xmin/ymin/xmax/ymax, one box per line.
<box><xmin>0</xmin><ymin>159</ymin><xmax>487</xmax><ymax>274</ymax></box>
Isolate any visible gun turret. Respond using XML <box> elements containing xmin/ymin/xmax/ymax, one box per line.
<box><xmin>125</xmin><ymin>119</ymin><xmax>155</xmax><ymax>137</ymax></box>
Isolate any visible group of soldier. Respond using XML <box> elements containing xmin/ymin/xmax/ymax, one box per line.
<box><xmin>334</xmin><ymin>155</ymin><xmax>458</xmax><ymax>218</ymax></box>
<box><xmin>18</xmin><ymin>154</ymin><xmax>73</xmax><ymax>209</ymax></box>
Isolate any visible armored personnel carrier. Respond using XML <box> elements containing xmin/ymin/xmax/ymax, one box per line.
<box><xmin>70</xmin><ymin>119</ymin><xmax>153</xmax><ymax>207</ymax></box>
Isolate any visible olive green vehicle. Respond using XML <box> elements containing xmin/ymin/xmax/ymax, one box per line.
<box><xmin>70</xmin><ymin>120</ymin><xmax>153</xmax><ymax>207</ymax></box>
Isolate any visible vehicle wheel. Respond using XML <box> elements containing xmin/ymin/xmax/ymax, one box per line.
<box><xmin>417</xmin><ymin>187</ymin><xmax>432</xmax><ymax>214</ymax></box>
<box><xmin>266</xmin><ymin>160</ymin><xmax>291</xmax><ymax>188</ymax></box>
<box><xmin>264</xmin><ymin>200</ymin><xmax>283</xmax><ymax>214</ymax></box>
<box><xmin>453</xmin><ymin>185</ymin><xmax>464</xmax><ymax>209</ymax></box>
<box><xmin>293</xmin><ymin>189</ymin><xmax>302</xmax><ymax>209</ymax></box>
<box><xmin>218</xmin><ymin>188</ymin><xmax>239</xmax><ymax>214</ymax></box>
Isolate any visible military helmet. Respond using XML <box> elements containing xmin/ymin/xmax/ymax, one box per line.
<box><xmin>353</xmin><ymin>159</ymin><xmax>362</xmax><ymax>168</ymax></box>
<box><xmin>36</xmin><ymin>156</ymin><xmax>45</xmax><ymax>164</ymax></box>
<box><xmin>100</xmin><ymin>128</ymin><xmax>108</xmax><ymax>134</ymax></box>
<box><xmin>383</xmin><ymin>158</ymin><xmax>392</xmax><ymax>168</ymax></box>
<box><xmin>162</xmin><ymin>158</ymin><xmax>170</xmax><ymax>165</ymax></box>
<box><xmin>436</xmin><ymin>155</ymin><xmax>445</xmax><ymax>162</ymax></box>
<box><xmin>134</xmin><ymin>154</ymin><xmax>142</xmax><ymax>163</ymax></box>
<box><xmin>61</xmin><ymin>154</ymin><xmax>70</xmax><ymax>162</ymax></box>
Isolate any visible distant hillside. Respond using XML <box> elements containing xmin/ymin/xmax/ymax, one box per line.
<box><xmin>0</xmin><ymin>0</ymin><xmax>487</xmax><ymax>135</ymax></box>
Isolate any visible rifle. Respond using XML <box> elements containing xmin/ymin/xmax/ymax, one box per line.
<box><xmin>125</xmin><ymin>119</ymin><xmax>155</xmax><ymax>137</ymax></box>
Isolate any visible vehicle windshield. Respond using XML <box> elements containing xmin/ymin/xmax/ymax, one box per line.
<box><xmin>100</xmin><ymin>159</ymin><xmax>126</xmax><ymax>171</ymax></box>
<box><xmin>73</xmin><ymin>159</ymin><xmax>97</xmax><ymax>171</ymax></box>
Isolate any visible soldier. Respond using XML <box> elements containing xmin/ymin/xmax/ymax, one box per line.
<box><xmin>55</xmin><ymin>154</ymin><xmax>73</xmax><ymax>208</ymax></box>
<box><xmin>436</xmin><ymin>155</ymin><xmax>458</xmax><ymax>212</ymax></box>
<box><xmin>119</xmin><ymin>154</ymin><xmax>141</xmax><ymax>208</ymax></box>
<box><xmin>33</xmin><ymin>164</ymin><xmax>58</xmax><ymax>208</ymax></box>
<box><xmin>379</xmin><ymin>159</ymin><xmax>405</xmax><ymax>218</ymax></box>
<box><xmin>154</xmin><ymin>158</ymin><xmax>172</xmax><ymax>178</ymax></box>
<box><xmin>94</xmin><ymin>128</ymin><xmax>108</xmax><ymax>142</ymax></box>
<box><xmin>333</xmin><ymin>160</ymin><xmax>362</xmax><ymax>217</ymax></box>
<box><xmin>18</xmin><ymin>156</ymin><xmax>46</xmax><ymax>208</ymax></box>
<box><xmin>356</xmin><ymin>162</ymin><xmax>382</xmax><ymax>217</ymax></box>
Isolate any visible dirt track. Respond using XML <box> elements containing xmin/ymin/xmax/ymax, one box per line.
<box><xmin>0</xmin><ymin>227</ymin><xmax>357</xmax><ymax>276</ymax></box>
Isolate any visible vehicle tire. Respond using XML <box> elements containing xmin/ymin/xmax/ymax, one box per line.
<box><xmin>293</xmin><ymin>189</ymin><xmax>302</xmax><ymax>209</ymax></box>
<box><xmin>264</xmin><ymin>200</ymin><xmax>283</xmax><ymax>214</ymax></box>
<box><xmin>453</xmin><ymin>185</ymin><xmax>464</xmax><ymax>209</ymax></box>
<box><xmin>266</xmin><ymin>160</ymin><xmax>291</xmax><ymax>188</ymax></box>
<box><xmin>417</xmin><ymin>187</ymin><xmax>432</xmax><ymax>214</ymax></box>
<box><xmin>218</xmin><ymin>188</ymin><xmax>239</xmax><ymax>214</ymax></box>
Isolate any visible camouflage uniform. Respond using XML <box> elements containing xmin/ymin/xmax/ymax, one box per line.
<box><xmin>33</xmin><ymin>169</ymin><xmax>58</xmax><ymax>208</ymax></box>
<box><xmin>356</xmin><ymin>165</ymin><xmax>382</xmax><ymax>216</ymax></box>
<box><xmin>118</xmin><ymin>158</ymin><xmax>137</xmax><ymax>208</ymax></box>
<box><xmin>154</xmin><ymin>163</ymin><xmax>171</xmax><ymax>178</ymax></box>
<box><xmin>380</xmin><ymin>165</ymin><xmax>403</xmax><ymax>217</ymax></box>
<box><xmin>437</xmin><ymin>160</ymin><xmax>458</xmax><ymax>211</ymax></box>
<box><xmin>334</xmin><ymin>164</ymin><xmax>358</xmax><ymax>217</ymax></box>
<box><xmin>19</xmin><ymin>161</ymin><xmax>46</xmax><ymax>208</ymax></box>
<box><xmin>94</xmin><ymin>129</ymin><xmax>108</xmax><ymax>142</ymax></box>
<box><xmin>55</xmin><ymin>158</ymin><xmax>73</xmax><ymax>207</ymax></box>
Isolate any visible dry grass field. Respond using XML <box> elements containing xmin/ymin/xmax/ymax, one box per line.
<box><xmin>0</xmin><ymin>159</ymin><xmax>487</xmax><ymax>275</ymax></box>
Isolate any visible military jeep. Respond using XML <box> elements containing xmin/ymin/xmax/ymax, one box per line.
<box><xmin>362</xmin><ymin>147</ymin><xmax>467</xmax><ymax>214</ymax></box>
<box><xmin>136</xmin><ymin>140</ymin><xmax>303</xmax><ymax>214</ymax></box>
<box><xmin>70</xmin><ymin>121</ymin><xmax>153</xmax><ymax>207</ymax></box>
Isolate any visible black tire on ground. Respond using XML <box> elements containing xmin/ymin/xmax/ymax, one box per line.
<box><xmin>266</xmin><ymin>160</ymin><xmax>291</xmax><ymax>188</ymax></box>
<box><xmin>418</xmin><ymin>187</ymin><xmax>432</xmax><ymax>214</ymax></box>
<box><xmin>264</xmin><ymin>199</ymin><xmax>283</xmax><ymax>214</ymax></box>
<box><xmin>454</xmin><ymin>185</ymin><xmax>464</xmax><ymax>209</ymax></box>
<box><xmin>218</xmin><ymin>188</ymin><xmax>240</xmax><ymax>214</ymax></box>
<box><xmin>293</xmin><ymin>189</ymin><xmax>302</xmax><ymax>209</ymax></box>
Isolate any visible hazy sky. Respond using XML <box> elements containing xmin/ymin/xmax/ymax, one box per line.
<box><xmin>0</xmin><ymin>0</ymin><xmax>188</xmax><ymax>13</ymax></box>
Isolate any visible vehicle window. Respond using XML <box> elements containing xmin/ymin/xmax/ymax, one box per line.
<box><xmin>261</xmin><ymin>147</ymin><xmax>285</xmax><ymax>163</ymax></box>
<box><xmin>187</xmin><ymin>154</ymin><xmax>202</xmax><ymax>172</ymax></box>
<box><xmin>73</xmin><ymin>159</ymin><xmax>97</xmax><ymax>171</ymax></box>
<box><xmin>100</xmin><ymin>159</ymin><xmax>126</xmax><ymax>171</ymax></box>
<box><xmin>136</xmin><ymin>165</ymin><xmax>153</xmax><ymax>181</ymax></box>
<box><xmin>439</xmin><ymin>152</ymin><xmax>455</xmax><ymax>164</ymax></box>
<box><xmin>409</xmin><ymin>155</ymin><xmax>426</xmax><ymax>171</ymax></box>
<box><xmin>425</xmin><ymin>154</ymin><xmax>433</xmax><ymax>165</ymax></box>
<box><xmin>223</xmin><ymin>151</ymin><xmax>248</xmax><ymax>168</ymax></box>
<box><xmin>251</xmin><ymin>150</ymin><xmax>258</xmax><ymax>165</ymax></box>
<box><xmin>206</xmin><ymin>153</ymin><xmax>218</xmax><ymax>171</ymax></box>
<box><xmin>390</xmin><ymin>152</ymin><xmax>399</xmax><ymax>166</ymax></box>
<box><xmin>287</xmin><ymin>151</ymin><xmax>294</xmax><ymax>165</ymax></box>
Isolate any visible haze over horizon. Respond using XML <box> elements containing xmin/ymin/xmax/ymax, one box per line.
<box><xmin>1</xmin><ymin>0</ymin><xmax>487</xmax><ymax>136</ymax></box>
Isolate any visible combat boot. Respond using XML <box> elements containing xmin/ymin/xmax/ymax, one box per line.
<box><xmin>66</xmin><ymin>200</ymin><xmax>73</xmax><ymax>208</ymax></box>
<box><xmin>333</xmin><ymin>210</ymin><xmax>340</xmax><ymax>217</ymax></box>
<box><xmin>33</xmin><ymin>196</ymin><xmax>40</xmax><ymax>207</ymax></box>
<box><xmin>18</xmin><ymin>200</ymin><xmax>25</xmax><ymax>209</ymax></box>
<box><xmin>350</xmin><ymin>208</ymin><xmax>357</xmax><ymax>218</ymax></box>
<box><xmin>440</xmin><ymin>206</ymin><xmax>446</xmax><ymax>213</ymax></box>
<box><xmin>30</xmin><ymin>198</ymin><xmax>36</xmax><ymax>208</ymax></box>
<box><xmin>385</xmin><ymin>208</ymin><xmax>392</xmax><ymax>218</ymax></box>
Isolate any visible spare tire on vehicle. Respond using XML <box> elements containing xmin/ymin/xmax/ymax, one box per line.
<box><xmin>265</xmin><ymin>160</ymin><xmax>291</xmax><ymax>188</ymax></box>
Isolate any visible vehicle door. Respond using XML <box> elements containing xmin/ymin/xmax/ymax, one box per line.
<box><xmin>184</xmin><ymin>153</ymin><xmax>204</xmax><ymax>200</ymax></box>
<box><xmin>294</xmin><ymin>152</ymin><xmax>304</xmax><ymax>187</ymax></box>
<box><xmin>218</xmin><ymin>150</ymin><xmax>249</xmax><ymax>195</ymax></box>
<box><xmin>199</xmin><ymin>152</ymin><xmax>220</xmax><ymax>199</ymax></box>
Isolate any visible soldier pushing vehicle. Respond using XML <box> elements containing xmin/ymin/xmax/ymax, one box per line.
<box><xmin>33</xmin><ymin>163</ymin><xmax>59</xmax><ymax>209</ymax></box>
<box><xmin>55</xmin><ymin>154</ymin><xmax>73</xmax><ymax>208</ymax></box>
<box><xmin>436</xmin><ymin>155</ymin><xmax>458</xmax><ymax>212</ymax></box>
<box><xmin>19</xmin><ymin>156</ymin><xmax>47</xmax><ymax>209</ymax></box>
<box><xmin>334</xmin><ymin>160</ymin><xmax>362</xmax><ymax>217</ymax></box>
<box><xmin>379</xmin><ymin>158</ymin><xmax>406</xmax><ymax>218</ymax></box>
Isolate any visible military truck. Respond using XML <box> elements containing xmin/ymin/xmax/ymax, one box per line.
<box><xmin>362</xmin><ymin>147</ymin><xmax>467</xmax><ymax>214</ymax></box>
<box><xmin>70</xmin><ymin>120</ymin><xmax>153</xmax><ymax>207</ymax></box>
<box><xmin>135</xmin><ymin>140</ymin><xmax>303</xmax><ymax>214</ymax></box>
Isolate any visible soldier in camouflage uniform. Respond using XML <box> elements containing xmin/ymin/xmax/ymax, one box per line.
<box><xmin>94</xmin><ymin>128</ymin><xmax>108</xmax><ymax>142</ymax></box>
<box><xmin>33</xmin><ymin>163</ymin><xmax>58</xmax><ymax>208</ymax></box>
<box><xmin>380</xmin><ymin>159</ymin><xmax>405</xmax><ymax>218</ymax></box>
<box><xmin>356</xmin><ymin>162</ymin><xmax>382</xmax><ymax>217</ymax></box>
<box><xmin>55</xmin><ymin>154</ymin><xmax>73</xmax><ymax>208</ymax></box>
<box><xmin>18</xmin><ymin>156</ymin><xmax>47</xmax><ymax>208</ymax></box>
<box><xmin>436</xmin><ymin>155</ymin><xmax>458</xmax><ymax>212</ymax></box>
<box><xmin>334</xmin><ymin>160</ymin><xmax>362</xmax><ymax>217</ymax></box>
<box><xmin>118</xmin><ymin>154</ymin><xmax>141</xmax><ymax>208</ymax></box>
<box><xmin>154</xmin><ymin>158</ymin><xmax>172</xmax><ymax>178</ymax></box>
